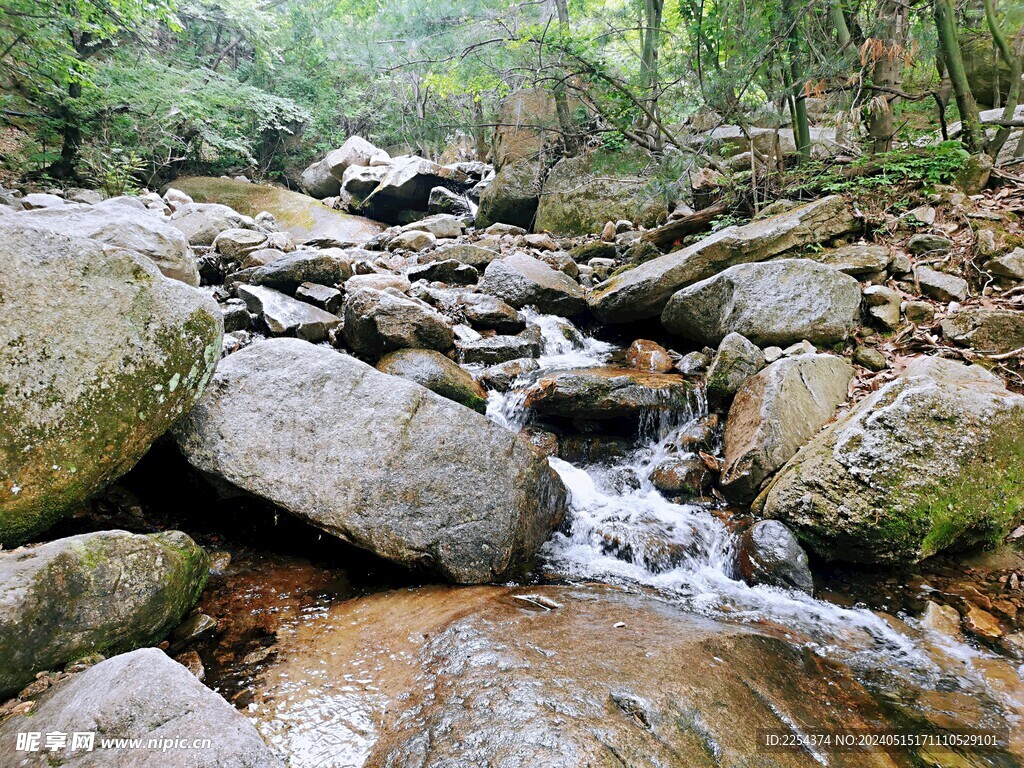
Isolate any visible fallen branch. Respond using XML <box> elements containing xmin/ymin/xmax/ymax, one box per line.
<box><xmin>640</xmin><ymin>198</ymin><xmax>731</xmax><ymax>249</ymax></box>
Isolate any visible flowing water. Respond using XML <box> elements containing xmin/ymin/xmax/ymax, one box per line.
<box><xmin>168</xmin><ymin>310</ymin><xmax>1024</xmax><ymax>765</ymax></box>
<box><xmin>485</xmin><ymin>311</ymin><xmax>1024</xmax><ymax>726</ymax></box>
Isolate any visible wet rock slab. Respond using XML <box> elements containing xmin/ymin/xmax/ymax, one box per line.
<box><xmin>247</xmin><ymin>584</ymin><xmax>943</xmax><ymax>768</ymax></box>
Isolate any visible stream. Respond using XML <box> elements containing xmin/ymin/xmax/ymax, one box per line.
<box><xmin>115</xmin><ymin>311</ymin><xmax>1024</xmax><ymax>765</ymax></box>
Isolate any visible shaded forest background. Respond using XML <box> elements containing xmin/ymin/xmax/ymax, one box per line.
<box><xmin>1</xmin><ymin>0</ymin><xmax>1021</xmax><ymax>194</ymax></box>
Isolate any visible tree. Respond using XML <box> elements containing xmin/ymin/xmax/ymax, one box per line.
<box><xmin>935</xmin><ymin>0</ymin><xmax>983</xmax><ymax>153</ymax></box>
<box><xmin>984</xmin><ymin>0</ymin><xmax>1024</xmax><ymax>157</ymax></box>
<box><xmin>865</xmin><ymin>0</ymin><xmax>910</xmax><ymax>153</ymax></box>
<box><xmin>0</xmin><ymin>0</ymin><xmax>178</xmax><ymax>179</ymax></box>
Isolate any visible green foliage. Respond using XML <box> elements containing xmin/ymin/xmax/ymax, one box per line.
<box><xmin>791</xmin><ymin>142</ymin><xmax>971</xmax><ymax>197</ymax></box>
<box><xmin>81</xmin><ymin>145</ymin><xmax>146</xmax><ymax>197</ymax></box>
<box><xmin>0</xmin><ymin>0</ymin><xmax>1012</xmax><ymax>186</ymax></box>
<box><xmin>90</xmin><ymin>56</ymin><xmax>309</xmax><ymax>178</ymax></box>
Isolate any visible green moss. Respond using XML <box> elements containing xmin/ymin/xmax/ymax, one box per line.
<box><xmin>0</xmin><ymin>302</ymin><xmax>222</xmax><ymax>547</ymax></box>
<box><xmin>912</xmin><ymin>431</ymin><xmax>1024</xmax><ymax>557</ymax></box>
<box><xmin>0</xmin><ymin>532</ymin><xmax>209</xmax><ymax>697</ymax></box>
<box><xmin>847</xmin><ymin>428</ymin><xmax>1024</xmax><ymax>561</ymax></box>
<box><xmin>170</xmin><ymin>175</ymin><xmax>381</xmax><ymax>241</ymax></box>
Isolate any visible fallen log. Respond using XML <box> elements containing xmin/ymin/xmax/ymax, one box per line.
<box><xmin>641</xmin><ymin>198</ymin><xmax>730</xmax><ymax>249</ymax></box>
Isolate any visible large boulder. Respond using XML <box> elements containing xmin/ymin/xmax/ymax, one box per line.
<box><xmin>169</xmin><ymin>201</ymin><xmax>259</xmax><ymax>246</ymax></box>
<box><xmin>0</xmin><ymin>648</ymin><xmax>282</xmax><ymax>767</ymax></box>
<box><xmin>342</xmin><ymin>163</ymin><xmax>390</xmax><ymax>201</ymax></box>
<box><xmin>426</xmin><ymin>243</ymin><xmax>500</xmax><ymax>269</ymax></box>
<box><xmin>0</xmin><ymin>221</ymin><xmax>222</xmax><ymax>547</ymax></box>
<box><xmin>492</xmin><ymin>88</ymin><xmax>564</xmax><ymax>166</ymax></box>
<box><xmin>17</xmin><ymin>200</ymin><xmax>199</xmax><ymax>286</ymax></box>
<box><xmin>235</xmin><ymin>249</ymin><xmax>354</xmax><ymax>292</ymax></box>
<box><xmin>456</xmin><ymin>332</ymin><xmax>541</xmax><ymax>365</ymax></box>
<box><xmin>720</xmin><ymin>354</ymin><xmax>853</xmax><ymax>503</ymax></box>
<box><xmin>758</xmin><ymin>357</ymin><xmax>1024</xmax><ymax>563</ymax></box>
<box><xmin>299</xmin><ymin>157</ymin><xmax>341</xmax><ymax>199</ymax></box>
<box><xmin>325</xmin><ymin>136</ymin><xmax>390</xmax><ymax>180</ymax></box>
<box><xmin>941</xmin><ymin>308</ymin><xmax>1024</xmax><ymax>354</ymax></box>
<box><xmin>475</xmin><ymin>159</ymin><xmax>541</xmax><ymax>231</ymax></box>
<box><xmin>428</xmin><ymin>185</ymin><xmax>475</xmax><ymax>217</ymax></box>
<box><xmin>534</xmin><ymin>152</ymin><xmax>668</xmax><ymax>236</ymax></box>
<box><xmin>589</xmin><ymin>196</ymin><xmax>857</xmax><ymax>322</ymax></box>
<box><xmin>342</xmin><ymin>288</ymin><xmax>455</xmax><ymax>361</ymax></box>
<box><xmin>453</xmin><ymin>293</ymin><xmax>525</xmax><ymax>333</ymax></box>
<box><xmin>360</xmin><ymin>157</ymin><xmax>470</xmax><ymax>222</ymax></box>
<box><xmin>401</xmin><ymin>213</ymin><xmax>465</xmax><ymax>239</ymax></box>
<box><xmin>662</xmin><ymin>259</ymin><xmax>862</xmax><ymax>346</ymax></box>
<box><xmin>797</xmin><ymin>243</ymin><xmax>891</xmax><ymax>276</ymax></box>
<box><xmin>479</xmin><ymin>252</ymin><xmax>585</xmax><ymax>316</ymax></box>
<box><xmin>0</xmin><ymin>530</ymin><xmax>208</xmax><ymax>697</ymax></box>
<box><xmin>213</xmin><ymin>228</ymin><xmax>271</xmax><ymax>267</ymax></box>
<box><xmin>522</xmin><ymin>368</ymin><xmax>697</xmax><ymax>420</ymax></box>
<box><xmin>377</xmin><ymin>348</ymin><xmax>488</xmax><ymax>413</ymax></box>
<box><xmin>173</xmin><ymin>339</ymin><xmax>566</xmax><ymax>582</ymax></box>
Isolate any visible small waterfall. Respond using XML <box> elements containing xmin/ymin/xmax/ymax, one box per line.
<box><xmin>483</xmin><ymin>311</ymin><xmax>1015</xmax><ymax>697</ymax></box>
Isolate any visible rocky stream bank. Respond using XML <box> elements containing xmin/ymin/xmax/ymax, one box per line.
<box><xmin>2</xmin><ymin>127</ymin><xmax>1024</xmax><ymax>767</ymax></box>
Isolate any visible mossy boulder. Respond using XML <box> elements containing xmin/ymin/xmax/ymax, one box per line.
<box><xmin>757</xmin><ymin>357</ymin><xmax>1024</xmax><ymax>564</ymax></box>
<box><xmin>169</xmin><ymin>176</ymin><xmax>384</xmax><ymax>243</ymax></box>
<box><xmin>534</xmin><ymin>152</ymin><xmax>668</xmax><ymax>236</ymax></box>
<box><xmin>376</xmin><ymin>348</ymin><xmax>488</xmax><ymax>413</ymax></box>
<box><xmin>0</xmin><ymin>530</ymin><xmax>209</xmax><ymax>697</ymax></box>
<box><xmin>0</xmin><ymin>220</ymin><xmax>223</xmax><ymax>546</ymax></box>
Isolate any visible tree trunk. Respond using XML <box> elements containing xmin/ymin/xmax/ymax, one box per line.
<box><xmin>831</xmin><ymin>1</ymin><xmax>851</xmax><ymax>47</ymax></box>
<box><xmin>547</xmin><ymin>0</ymin><xmax>578</xmax><ymax>154</ymax></box>
<box><xmin>867</xmin><ymin>0</ymin><xmax>909</xmax><ymax>154</ymax></box>
<box><xmin>984</xmin><ymin>0</ymin><xmax>1023</xmax><ymax>157</ymax></box>
<box><xmin>640</xmin><ymin>0</ymin><xmax>665</xmax><ymax>144</ymax></box>
<box><xmin>49</xmin><ymin>79</ymin><xmax>82</xmax><ymax>180</ymax></box>
<box><xmin>472</xmin><ymin>100</ymin><xmax>489</xmax><ymax>160</ymax></box>
<box><xmin>935</xmin><ymin>0</ymin><xmax>983</xmax><ymax>152</ymax></box>
<box><xmin>782</xmin><ymin>0</ymin><xmax>810</xmax><ymax>161</ymax></box>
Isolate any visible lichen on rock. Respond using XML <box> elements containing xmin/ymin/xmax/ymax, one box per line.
<box><xmin>0</xmin><ymin>220</ymin><xmax>223</xmax><ymax>546</ymax></box>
